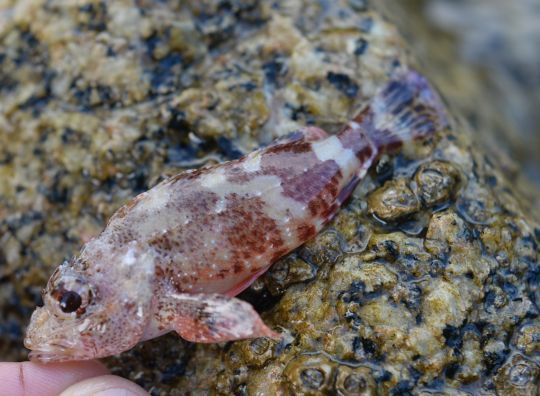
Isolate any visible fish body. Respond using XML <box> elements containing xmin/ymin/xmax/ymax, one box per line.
<box><xmin>24</xmin><ymin>70</ymin><xmax>446</xmax><ymax>362</ymax></box>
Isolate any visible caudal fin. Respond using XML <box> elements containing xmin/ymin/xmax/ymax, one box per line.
<box><xmin>353</xmin><ymin>70</ymin><xmax>448</xmax><ymax>152</ymax></box>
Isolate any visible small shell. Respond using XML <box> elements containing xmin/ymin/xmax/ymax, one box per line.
<box><xmin>335</xmin><ymin>365</ymin><xmax>377</xmax><ymax>396</ymax></box>
<box><xmin>368</xmin><ymin>179</ymin><xmax>420</xmax><ymax>222</ymax></box>
<box><xmin>283</xmin><ymin>355</ymin><xmax>337</xmax><ymax>395</ymax></box>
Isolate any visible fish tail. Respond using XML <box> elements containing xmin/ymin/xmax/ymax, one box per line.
<box><xmin>352</xmin><ymin>70</ymin><xmax>448</xmax><ymax>152</ymax></box>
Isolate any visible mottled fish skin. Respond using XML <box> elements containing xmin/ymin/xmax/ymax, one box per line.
<box><xmin>24</xmin><ymin>70</ymin><xmax>447</xmax><ymax>362</ymax></box>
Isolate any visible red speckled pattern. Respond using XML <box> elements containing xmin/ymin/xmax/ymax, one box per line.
<box><xmin>25</xmin><ymin>70</ymin><xmax>448</xmax><ymax>361</ymax></box>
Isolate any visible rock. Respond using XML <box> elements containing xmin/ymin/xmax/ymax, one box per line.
<box><xmin>494</xmin><ymin>354</ymin><xmax>539</xmax><ymax>396</ymax></box>
<box><xmin>456</xmin><ymin>181</ymin><xmax>500</xmax><ymax>225</ymax></box>
<box><xmin>0</xmin><ymin>0</ymin><xmax>538</xmax><ymax>394</ymax></box>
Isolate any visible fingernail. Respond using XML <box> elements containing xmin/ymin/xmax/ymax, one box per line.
<box><xmin>94</xmin><ymin>389</ymin><xmax>140</xmax><ymax>396</ymax></box>
<box><xmin>60</xmin><ymin>375</ymin><xmax>149</xmax><ymax>396</ymax></box>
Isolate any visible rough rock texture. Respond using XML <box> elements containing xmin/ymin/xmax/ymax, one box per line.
<box><xmin>0</xmin><ymin>0</ymin><xmax>539</xmax><ymax>395</ymax></box>
<box><xmin>378</xmin><ymin>0</ymin><xmax>540</xmax><ymax>216</ymax></box>
<box><xmin>426</xmin><ymin>0</ymin><xmax>540</xmax><ymax>186</ymax></box>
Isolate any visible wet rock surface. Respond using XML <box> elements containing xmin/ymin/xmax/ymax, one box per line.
<box><xmin>379</xmin><ymin>0</ymin><xmax>540</xmax><ymax>217</ymax></box>
<box><xmin>0</xmin><ymin>0</ymin><xmax>539</xmax><ymax>395</ymax></box>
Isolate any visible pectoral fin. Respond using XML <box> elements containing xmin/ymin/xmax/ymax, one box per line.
<box><xmin>161</xmin><ymin>293</ymin><xmax>279</xmax><ymax>343</ymax></box>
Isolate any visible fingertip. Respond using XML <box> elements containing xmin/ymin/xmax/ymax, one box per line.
<box><xmin>0</xmin><ymin>360</ymin><xmax>110</xmax><ymax>396</ymax></box>
<box><xmin>60</xmin><ymin>375</ymin><xmax>149</xmax><ymax>396</ymax></box>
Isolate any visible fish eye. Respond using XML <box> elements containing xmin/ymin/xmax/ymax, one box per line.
<box><xmin>47</xmin><ymin>273</ymin><xmax>93</xmax><ymax>317</ymax></box>
<box><xmin>59</xmin><ymin>290</ymin><xmax>82</xmax><ymax>313</ymax></box>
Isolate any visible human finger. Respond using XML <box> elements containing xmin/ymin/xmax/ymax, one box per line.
<box><xmin>0</xmin><ymin>360</ymin><xmax>108</xmax><ymax>396</ymax></box>
<box><xmin>60</xmin><ymin>374</ymin><xmax>149</xmax><ymax>396</ymax></box>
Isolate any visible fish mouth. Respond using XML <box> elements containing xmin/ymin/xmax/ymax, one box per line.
<box><xmin>24</xmin><ymin>337</ymin><xmax>76</xmax><ymax>363</ymax></box>
<box><xmin>28</xmin><ymin>351</ymin><xmax>88</xmax><ymax>363</ymax></box>
<box><xmin>24</xmin><ymin>307</ymin><xmax>93</xmax><ymax>363</ymax></box>
<box><xmin>25</xmin><ymin>337</ymin><xmax>89</xmax><ymax>363</ymax></box>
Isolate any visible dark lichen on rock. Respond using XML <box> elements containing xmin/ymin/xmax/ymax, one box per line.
<box><xmin>1</xmin><ymin>0</ymin><xmax>539</xmax><ymax>395</ymax></box>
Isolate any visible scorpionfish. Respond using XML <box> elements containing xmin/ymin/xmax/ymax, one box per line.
<box><xmin>25</xmin><ymin>70</ymin><xmax>447</xmax><ymax>362</ymax></box>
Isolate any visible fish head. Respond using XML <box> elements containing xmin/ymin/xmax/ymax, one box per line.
<box><xmin>25</xmin><ymin>240</ymin><xmax>155</xmax><ymax>362</ymax></box>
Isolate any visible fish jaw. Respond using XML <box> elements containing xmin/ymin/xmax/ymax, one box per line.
<box><xmin>24</xmin><ymin>307</ymin><xmax>93</xmax><ymax>363</ymax></box>
<box><xmin>25</xmin><ymin>298</ymin><xmax>154</xmax><ymax>363</ymax></box>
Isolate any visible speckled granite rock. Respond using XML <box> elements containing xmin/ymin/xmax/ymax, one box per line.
<box><xmin>378</xmin><ymin>0</ymin><xmax>540</xmax><ymax>217</ymax></box>
<box><xmin>0</xmin><ymin>0</ymin><xmax>539</xmax><ymax>395</ymax></box>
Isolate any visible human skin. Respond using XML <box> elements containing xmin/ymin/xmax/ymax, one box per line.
<box><xmin>0</xmin><ymin>361</ymin><xmax>148</xmax><ymax>396</ymax></box>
